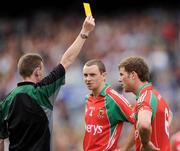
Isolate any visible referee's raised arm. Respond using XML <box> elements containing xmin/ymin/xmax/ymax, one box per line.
<box><xmin>60</xmin><ymin>15</ymin><xmax>95</xmax><ymax>71</ymax></box>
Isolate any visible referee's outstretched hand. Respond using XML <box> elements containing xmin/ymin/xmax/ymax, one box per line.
<box><xmin>81</xmin><ymin>15</ymin><xmax>95</xmax><ymax>37</ymax></box>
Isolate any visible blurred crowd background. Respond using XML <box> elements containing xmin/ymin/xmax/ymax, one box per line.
<box><xmin>0</xmin><ymin>1</ymin><xmax>179</xmax><ymax>151</ymax></box>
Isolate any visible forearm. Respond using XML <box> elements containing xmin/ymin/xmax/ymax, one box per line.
<box><xmin>60</xmin><ymin>32</ymin><xmax>87</xmax><ymax>70</ymax></box>
<box><xmin>121</xmin><ymin>127</ymin><xmax>135</xmax><ymax>151</ymax></box>
<box><xmin>138</xmin><ymin>125</ymin><xmax>151</xmax><ymax>145</ymax></box>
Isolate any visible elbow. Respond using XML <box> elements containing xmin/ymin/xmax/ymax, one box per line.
<box><xmin>139</xmin><ymin>124</ymin><xmax>151</xmax><ymax>135</ymax></box>
<box><xmin>61</xmin><ymin>58</ymin><xmax>73</xmax><ymax>71</ymax></box>
<box><xmin>138</xmin><ymin>123</ymin><xmax>151</xmax><ymax>145</ymax></box>
<box><xmin>137</xmin><ymin>121</ymin><xmax>151</xmax><ymax>133</ymax></box>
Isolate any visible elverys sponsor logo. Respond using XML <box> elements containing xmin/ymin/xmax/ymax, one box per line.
<box><xmin>85</xmin><ymin>124</ymin><xmax>103</xmax><ymax>135</ymax></box>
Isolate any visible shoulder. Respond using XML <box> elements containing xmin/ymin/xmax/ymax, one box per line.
<box><xmin>106</xmin><ymin>87</ymin><xmax>121</xmax><ymax>98</ymax></box>
<box><xmin>138</xmin><ymin>90</ymin><xmax>153</xmax><ymax>104</ymax></box>
<box><xmin>106</xmin><ymin>87</ymin><xmax>130</xmax><ymax>105</ymax></box>
<box><xmin>85</xmin><ymin>94</ymin><xmax>91</xmax><ymax>100</ymax></box>
<box><xmin>47</xmin><ymin>64</ymin><xmax>66</xmax><ymax>78</ymax></box>
<box><xmin>50</xmin><ymin>64</ymin><xmax>66</xmax><ymax>77</ymax></box>
<box><xmin>1</xmin><ymin>88</ymin><xmax>17</xmax><ymax>105</ymax></box>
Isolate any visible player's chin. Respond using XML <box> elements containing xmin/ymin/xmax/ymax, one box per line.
<box><xmin>124</xmin><ymin>89</ymin><xmax>131</xmax><ymax>92</ymax></box>
<box><xmin>121</xmin><ymin>85</ymin><xmax>126</xmax><ymax>92</ymax></box>
<box><xmin>87</xmin><ymin>85</ymin><xmax>93</xmax><ymax>90</ymax></box>
<box><xmin>123</xmin><ymin>87</ymin><xmax>130</xmax><ymax>92</ymax></box>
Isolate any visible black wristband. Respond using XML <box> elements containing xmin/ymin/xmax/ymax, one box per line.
<box><xmin>80</xmin><ymin>33</ymin><xmax>88</xmax><ymax>39</ymax></box>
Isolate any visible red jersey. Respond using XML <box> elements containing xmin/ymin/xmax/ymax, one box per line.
<box><xmin>134</xmin><ymin>83</ymin><xmax>170</xmax><ymax>151</ymax></box>
<box><xmin>172</xmin><ymin>131</ymin><xmax>180</xmax><ymax>151</ymax></box>
<box><xmin>83</xmin><ymin>84</ymin><xmax>134</xmax><ymax>151</ymax></box>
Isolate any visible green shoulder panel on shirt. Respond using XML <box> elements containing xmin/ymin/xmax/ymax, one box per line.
<box><xmin>36</xmin><ymin>76</ymin><xmax>65</xmax><ymax>99</ymax></box>
<box><xmin>0</xmin><ymin>90</ymin><xmax>18</xmax><ymax>138</ymax></box>
<box><xmin>0</xmin><ymin>80</ymin><xmax>64</xmax><ymax>120</ymax></box>
<box><xmin>150</xmin><ymin>92</ymin><xmax>158</xmax><ymax>122</ymax></box>
<box><xmin>99</xmin><ymin>83</ymin><xmax>111</xmax><ymax>96</ymax></box>
<box><xmin>105</xmin><ymin>95</ymin><xmax>128</xmax><ymax>137</ymax></box>
<box><xmin>136</xmin><ymin>83</ymin><xmax>152</xmax><ymax>100</ymax></box>
<box><xmin>16</xmin><ymin>84</ymin><xmax>52</xmax><ymax>109</ymax></box>
<box><xmin>135</xmin><ymin>91</ymin><xmax>158</xmax><ymax>122</ymax></box>
<box><xmin>1</xmin><ymin>88</ymin><xmax>20</xmax><ymax>120</ymax></box>
<box><xmin>84</xmin><ymin>94</ymin><xmax>90</xmax><ymax>107</ymax></box>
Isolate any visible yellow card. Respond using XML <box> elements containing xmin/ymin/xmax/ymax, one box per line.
<box><xmin>83</xmin><ymin>3</ymin><xmax>92</xmax><ymax>16</ymax></box>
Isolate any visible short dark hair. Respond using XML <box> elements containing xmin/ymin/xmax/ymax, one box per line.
<box><xmin>84</xmin><ymin>59</ymin><xmax>106</xmax><ymax>74</ymax></box>
<box><xmin>118</xmin><ymin>56</ymin><xmax>150</xmax><ymax>82</ymax></box>
<box><xmin>18</xmin><ymin>53</ymin><xmax>43</xmax><ymax>78</ymax></box>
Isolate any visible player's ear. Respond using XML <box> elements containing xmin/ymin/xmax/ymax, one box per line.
<box><xmin>102</xmin><ymin>72</ymin><xmax>106</xmax><ymax>76</ymax></box>
<box><xmin>131</xmin><ymin>71</ymin><xmax>137</xmax><ymax>79</ymax></box>
<box><xmin>33</xmin><ymin>67</ymin><xmax>40</xmax><ymax>77</ymax></box>
<box><xmin>102</xmin><ymin>72</ymin><xmax>106</xmax><ymax>82</ymax></box>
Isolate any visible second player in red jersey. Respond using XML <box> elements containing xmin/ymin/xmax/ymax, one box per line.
<box><xmin>118</xmin><ymin>56</ymin><xmax>172</xmax><ymax>151</ymax></box>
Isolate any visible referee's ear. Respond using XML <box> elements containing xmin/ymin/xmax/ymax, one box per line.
<box><xmin>33</xmin><ymin>67</ymin><xmax>41</xmax><ymax>78</ymax></box>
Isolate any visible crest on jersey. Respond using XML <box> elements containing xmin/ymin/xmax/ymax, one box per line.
<box><xmin>98</xmin><ymin>108</ymin><xmax>104</xmax><ymax>119</ymax></box>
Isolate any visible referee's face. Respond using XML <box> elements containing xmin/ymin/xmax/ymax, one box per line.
<box><xmin>83</xmin><ymin>65</ymin><xmax>106</xmax><ymax>91</ymax></box>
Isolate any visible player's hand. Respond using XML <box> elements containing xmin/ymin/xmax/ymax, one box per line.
<box><xmin>113</xmin><ymin>147</ymin><xmax>127</xmax><ymax>151</ymax></box>
<box><xmin>81</xmin><ymin>16</ymin><xmax>95</xmax><ymax>36</ymax></box>
<box><xmin>141</xmin><ymin>141</ymin><xmax>160</xmax><ymax>151</ymax></box>
<box><xmin>113</xmin><ymin>149</ymin><xmax>127</xmax><ymax>151</ymax></box>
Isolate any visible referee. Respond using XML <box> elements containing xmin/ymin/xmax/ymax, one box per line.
<box><xmin>0</xmin><ymin>16</ymin><xmax>95</xmax><ymax>151</ymax></box>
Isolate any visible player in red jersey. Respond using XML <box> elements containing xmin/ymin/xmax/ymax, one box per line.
<box><xmin>82</xmin><ymin>59</ymin><xmax>135</xmax><ymax>151</ymax></box>
<box><xmin>171</xmin><ymin>131</ymin><xmax>180</xmax><ymax>151</ymax></box>
<box><xmin>118</xmin><ymin>56</ymin><xmax>172</xmax><ymax>151</ymax></box>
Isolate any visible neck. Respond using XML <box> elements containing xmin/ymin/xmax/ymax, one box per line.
<box><xmin>133</xmin><ymin>81</ymin><xmax>148</xmax><ymax>95</ymax></box>
<box><xmin>92</xmin><ymin>83</ymin><xmax>105</xmax><ymax>98</ymax></box>
<box><xmin>23</xmin><ymin>76</ymin><xmax>36</xmax><ymax>83</ymax></box>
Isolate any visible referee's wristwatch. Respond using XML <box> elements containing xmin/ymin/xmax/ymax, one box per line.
<box><xmin>80</xmin><ymin>33</ymin><xmax>88</xmax><ymax>39</ymax></box>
